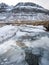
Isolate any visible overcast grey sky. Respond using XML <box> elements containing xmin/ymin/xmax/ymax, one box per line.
<box><xmin>0</xmin><ymin>0</ymin><xmax>49</xmax><ymax>10</ymax></box>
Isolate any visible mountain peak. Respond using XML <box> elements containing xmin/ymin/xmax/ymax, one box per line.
<box><xmin>0</xmin><ymin>3</ymin><xmax>8</xmax><ymax>8</ymax></box>
<box><xmin>15</xmin><ymin>2</ymin><xmax>43</xmax><ymax>8</ymax></box>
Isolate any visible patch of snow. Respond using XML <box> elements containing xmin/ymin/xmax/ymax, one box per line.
<box><xmin>0</xmin><ymin>40</ymin><xmax>16</xmax><ymax>55</ymax></box>
<box><xmin>24</xmin><ymin>36</ymin><xmax>49</xmax><ymax>48</ymax></box>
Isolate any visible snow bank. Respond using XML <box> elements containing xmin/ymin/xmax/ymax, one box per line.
<box><xmin>0</xmin><ymin>25</ymin><xmax>46</xmax><ymax>43</ymax></box>
<box><xmin>24</xmin><ymin>36</ymin><xmax>49</xmax><ymax>48</ymax></box>
<box><xmin>0</xmin><ymin>40</ymin><xmax>16</xmax><ymax>55</ymax></box>
<box><xmin>0</xmin><ymin>25</ymin><xmax>18</xmax><ymax>43</ymax></box>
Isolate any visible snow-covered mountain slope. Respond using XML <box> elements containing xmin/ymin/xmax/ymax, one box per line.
<box><xmin>0</xmin><ymin>2</ymin><xmax>49</xmax><ymax>21</ymax></box>
<box><xmin>0</xmin><ymin>25</ymin><xmax>49</xmax><ymax>65</ymax></box>
<box><xmin>0</xmin><ymin>3</ymin><xmax>13</xmax><ymax>21</ymax></box>
<box><xmin>13</xmin><ymin>2</ymin><xmax>48</xmax><ymax>14</ymax></box>
<box><xmin>11</xmin><ymin>2</ymin><xmax>49</xmax><ymax>21</ymax></box>
<box><xmin>0</xmin><ymin>3</ymin><xmax>11</xmax><ymax>13</ymax></box>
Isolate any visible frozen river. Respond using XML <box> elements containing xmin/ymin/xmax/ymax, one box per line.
<box><xmin>0</xmin><ymin>25</ymin><xmax>49</xmax><ymax>65</ymax></box>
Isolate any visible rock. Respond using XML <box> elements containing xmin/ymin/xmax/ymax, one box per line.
<box><xmin>45</xmin><ymin>24</ymin><xmax>49</xmax><ymax>31</ymax></box>
<box><xmin>25</xmin><ymin>47</ymin><xmax>41</xmax><ymax>65</ymax></box>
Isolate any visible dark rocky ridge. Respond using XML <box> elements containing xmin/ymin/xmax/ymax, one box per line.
<box><xmin>0</xmin><ymin>3</ymin><xmax>10</xmax><ymax>13</ymax></box>
<box><xmin>0</xmin><ymin>3</ymin><xmax>13</xmax><ymax>13</ymax></box>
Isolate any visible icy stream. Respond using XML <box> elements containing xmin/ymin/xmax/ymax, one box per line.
<box><xmin>0</xmin><ymin>25</ymin><xmax>49</xmax><ymax>65</ymax></box>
